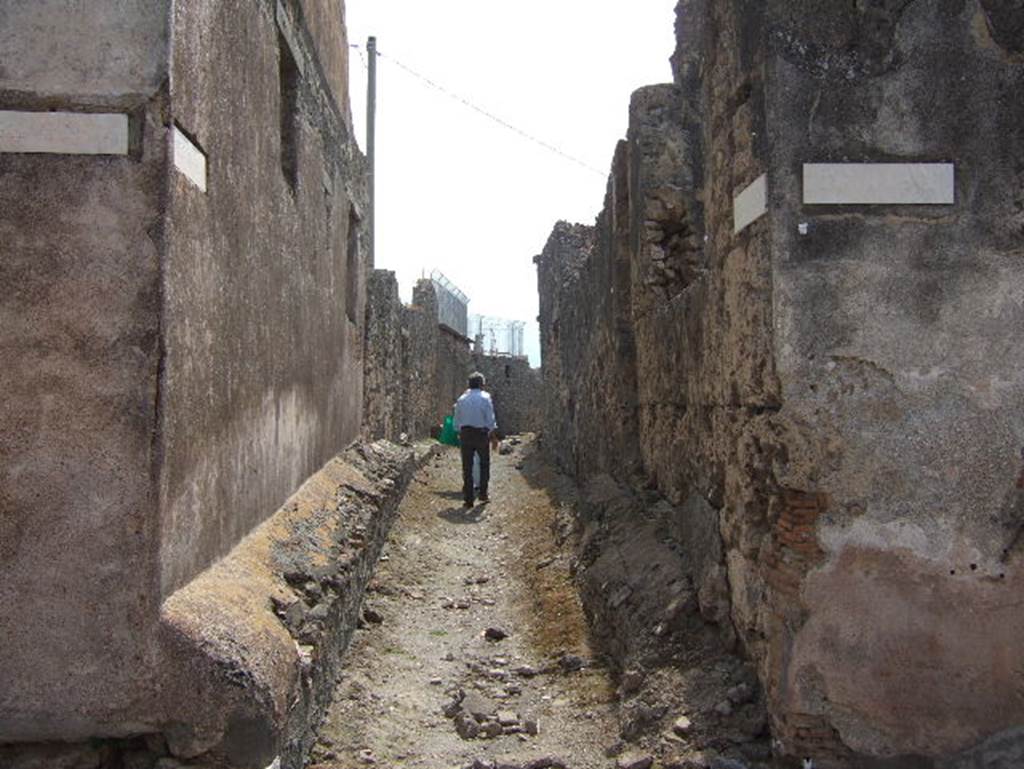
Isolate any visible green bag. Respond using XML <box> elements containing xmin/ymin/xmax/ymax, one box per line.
<box><xmin>439</xmin><ymin>415</ymin><xmax>460</xmax><ymax>446</ymax></box>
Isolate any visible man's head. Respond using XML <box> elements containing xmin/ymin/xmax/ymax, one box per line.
<box><xmin>468</xmin><ymin>372</ymin><xmax>486</xmax><ymax>389</ymax></box>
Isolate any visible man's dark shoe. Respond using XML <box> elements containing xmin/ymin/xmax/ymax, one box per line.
<box><xmin>479</xmin><ymin>493</ymin><xmax>490</xmax><ymax>503</ymax></box>
<box><xmin>463</xmin><ymin>500</ymin><xmax>474</xmax><ymax>508</ymax></box>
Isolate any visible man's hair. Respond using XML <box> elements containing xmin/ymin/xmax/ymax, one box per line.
<box><xmin>468</xmin><ymin>372</ymin><xmax>486</xmax><ymax>389</ymax></box>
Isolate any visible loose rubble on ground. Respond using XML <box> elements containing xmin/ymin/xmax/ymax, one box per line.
<box><xmin>309</xmin><ymin>436</ymin><xmax>774</xmax><ymax>769</ymax></box>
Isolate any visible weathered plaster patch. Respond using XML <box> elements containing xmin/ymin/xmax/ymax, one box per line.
<box><xmin>171</xmin><ymin>126</ymin><xmax>207</xmax><ymax>192</ymax></box>
<box><xmin>0</xmin><ymin>110</ymin><xmax>128</xmax><ymax>155</ymax></box>
<box><xmin>733</xmin><ymin>173</ymin><xmax>767</xmax><ymax>233</ymax></box>
<box><xmin>819</xmin><ymin>517</ymin><xmax>951</xmax><ymax>562</ymax></box>
<box><xmin>803</xmin><ymin>163</ymin><xmax>955</xmax><ymax>205</ymax></box>
<box><xmin>795</xmin><ymin>545</ymin><xmax>1024</xmax><ymax>756</ymax></box>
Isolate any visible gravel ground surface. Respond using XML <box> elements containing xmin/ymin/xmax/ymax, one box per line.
<box><xmin>310</xmin><ymin>437</ymin><xmax>620</xmax><ymax>769</ymax></box>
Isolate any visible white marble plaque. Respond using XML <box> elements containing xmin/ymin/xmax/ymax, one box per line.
<box><xmin>172</xmin><ymin>126</ymin><xmax>207</xmax><ymax>192</ymax></box>
<box><xmin>803</xmin><ymin>163</ymin><xmax>954</xmax><ymax>205</ymax></box>
<box><xmin>0</xmin><ymin>110</ymin><xmax>128</xmax><ymax>155</ymax></box>
<box><xmin>733</xmin><ymin>173</ymin><xmax>767</xmax><ymax>234</ymax></box>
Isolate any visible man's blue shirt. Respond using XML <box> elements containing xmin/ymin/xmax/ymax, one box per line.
<box><xmin>454</xmin><ymin>388</ymin><xmax>497</xmax><ymax>431</ymax></box>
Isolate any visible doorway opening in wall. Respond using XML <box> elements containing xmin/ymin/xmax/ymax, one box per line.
<box><xmin>279</xmin><ymin>33</ymin><xmax>300</xmax><ymax>193</ymax></box>
<box><xmin>346</xmin><ymin>205</ymin><xmax>360</xmax><ymax>323</ymax></box>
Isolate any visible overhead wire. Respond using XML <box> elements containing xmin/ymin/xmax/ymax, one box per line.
<box><xmin>350</xmin><ymin>43</ymin><xmax>606</xmax><ymax>178</ymax></box>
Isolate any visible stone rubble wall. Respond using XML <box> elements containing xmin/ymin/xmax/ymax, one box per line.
<box><xmin>363</xmin><ymin>275</ymin><xmax>474</xmax><ymax>441</ymax></box>
<box><xmin>537</xmin><ymin>1</ymin><xmax>1024</xmax><ymax>766</ymax></box>
<box><xmin>470</xmin><ymin>354</ymin><xmax>542</xmax><ymax>436</ymax></box>
<box><xmin>363</xmin><ymin>270</ymin><xmax>409</xmax><ymax>440</ymax></box>
<box><xmin>159</xmin><ymin>441</ymin><xmax>435</xmax><ymax>769</ymax></box>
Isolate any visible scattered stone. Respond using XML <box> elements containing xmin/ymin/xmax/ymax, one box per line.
<box><xmin>514</xmin><ymin>664</ymin><xmax>538</xmax><ymax>677</ymax></box>
<box><xmin>619</xmin><ymin>669</ymin><xmax>645</xmax><ymax>696</ymax></box>
<box><xmin>461</xmin><ymin>691</ymin><xmax>497</xmax><ymax>721</ymax></box>
<box><xmin>497</xmin><ymin>709</ymin><xmax>519</xmax><ymax>726</ymax></box>
<box><xmin>621</xmin><ymin>703</ymin><xmax>668</xmax><ymax>740</ymax></box>
<box><xmin>557</xmin><ymin>653</ymin><xmax>584</xmax><ymax>672</ymax></box>
<box><xmin>295</xmin><ymin>643</ymin><xmax>314</xmax><ymax>672</ymax></box>
<box><xmin>617</xmin><ymin>754</ymin><xmax>654</xmax><ymax>769</ymax></box>
<box><xmin>443</xmin><ymin>690</ymin><xmax>465</xmax><ymax>718</ymax></box>
<box><xmin>479</xmin><ymin>720</ymin><xmax>503</xmax><ymax>739</ymax></box>
<box><xmin>499</xmin><ymin>443</ymin><xmax>514</xmax><ymax>455</ymax></box>
<box><xmin>523</xmin><ymin>717</ymin><xmax>540</xmax><ymax>735</ymax></box>
<box><xmin>523</xmin><ymin>759</ymin><xmax>567</xmax><ymax>769</ymax></box>
<box><xmin>535</xmin><ymin>556</ymin><xmax>555</xmax><ymax>569</ymax></box>
<box><xmin>672</xmin><ymin>715</ymin><xmax>693</xmax><ymax>737</ymax></box>
<box><xmin>429</xmin><ymin>677</ymin><xmax>443</xmax><ymax>685</ymax></box>
<box><xmin>605</xmin><ymin>741</ymin><xmax>626</xmax><ymax>757</ymax></box>
<box><xmin>362</xmin><ymin>607</ymin><xmax>383</xmax><ymax>624</ymax></box>
<box><xmin>455</xmin><ymin>712</ymin><xmax>480</xmax><ymax>739</ymax></box>
<box><xmin>662</xmin><ymin>760</ymin><xmax>706</xmax><ymax>769</ymax></box>
<box><xmin>484</xmin><ymin>626</ymin><xmax>509</xmax><ymax>642</ymax></box>
<box><xmin>713</xmin><ymin>700</ymin><xmax>734</xmax><ymax>717</ymax></box>
<box><xmin>303</xmin><ymin>580</ymin><xmax>323</xmax><ymax>600</ymax></box>
<box><xmin>456</xmin><ymin>599</ymin><xmax>472</xmax><ymax>610</ymax></box>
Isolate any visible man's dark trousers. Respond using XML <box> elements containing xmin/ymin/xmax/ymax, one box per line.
<box><xmin>459</xmin><ymin>426</ymin><xmax>490</xmax><ymax>505</ymax></box>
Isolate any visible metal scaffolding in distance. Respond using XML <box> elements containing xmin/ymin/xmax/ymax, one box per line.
<box><xmin>429</xmin><ymin>269</ymin><xmax>469</xmax><ymax>338</ymax></box>
<box><xmin>470</xmin><ymin>314</ymin><xmax>526</xmax><ymax>358</ymax></box>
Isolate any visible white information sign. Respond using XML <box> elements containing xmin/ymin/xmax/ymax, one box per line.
<box><xmin>0</xmin><ymin>110</ymin><xmax>128</xmax><ymax>155</ymax></box>
<box><xmin>803</xmin><ymin>163</ymin><xmax>955</xmax><ymax>205</ymax></box>
<box><xmin>733</xmin><ymin>174</ymin><xmax>767</xmax><ymax>234</ymax></box>
<box><xmin>172</xmin><ymin>126</ymin><xmax>207</xmax><ymax>192</ymax></box>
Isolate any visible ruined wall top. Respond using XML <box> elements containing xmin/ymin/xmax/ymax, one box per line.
<box><xmin>295</xmin><ymin>0</ymin><xmax>353</xmax><ymax>130</ymax></box>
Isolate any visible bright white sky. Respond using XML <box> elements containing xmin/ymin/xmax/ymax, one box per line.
<box><xmin>345</xmin><ymin>1</ymin><xmax>677</xmax><ymax>366</ymax></box>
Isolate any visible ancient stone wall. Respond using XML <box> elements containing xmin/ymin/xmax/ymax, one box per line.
<box><xmin>536</xmin><ymin>208</ymin><xmax>642</xmax><ymax>482</ymax></box>
<box><xmin>160</xmin><ymin>0</ymin><xmax>367</xmax><ymax>599</ymax></box>
<box><xmin>537</xmin><ymin>1</ymin><xmax>1024</xmax><ymax>765</ymax></box>
<box><xmin>471</xmin><ymin>355</ymin><xmax>542</xmax><ymax>435</ymax></box>
<box><xmin>363</xmin><ymin>275</ymin><xmax>473</xmax><ymax>441</ymax></box>
<box><xmin>0</xmin><ymin>0</ymin><xmax>371</xmax><ymax>763</ymax></box>
<box><xmin>0</xmin><ymin>1</ymin><xmax>171</xmax><ymax>744</ymax></box>
<box><xmin>363</xmin><ymin>270</ymin><xmax>408</xmax><ymax>441</ymax></box>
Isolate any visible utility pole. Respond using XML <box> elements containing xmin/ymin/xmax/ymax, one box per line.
<box><xmin>366</xmin><ymin>35</ymin><xmax>377</xmax><ymax>269</ymax></box>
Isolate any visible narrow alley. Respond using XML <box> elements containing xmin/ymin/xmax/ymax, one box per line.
<box><xmin>311</xmin><ymin>438</ymin><xmax>620</xmax><ymax>769</ymax></box>
<box><xmin>310</xmin><ymin>438</ymin><xmax>768</xmax><ymax>769</ymax></box>
<box><xmin>3</xmin><ymin>3</ymin><xmax>1023</xmax><ymax>769</ymax></box>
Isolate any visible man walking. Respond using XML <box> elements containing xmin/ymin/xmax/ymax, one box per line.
<box><xmin>454</xmin><ymin>372</ymin><xmax>497</xmax><ymax>507</ymax></box>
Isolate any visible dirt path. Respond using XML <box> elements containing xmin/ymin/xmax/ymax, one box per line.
<box><xmin>309</xmin><ymin>436</ymin><xmax>622</xmax><ymax>769</ymax></box>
